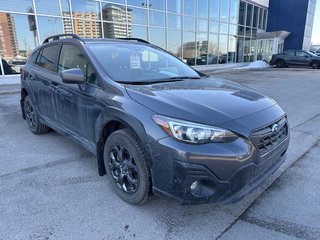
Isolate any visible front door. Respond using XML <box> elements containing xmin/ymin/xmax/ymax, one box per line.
<box><xmin>294</xmin><ymin>51</ymin><xmax>312</xmax><ymax>66</ymax></box>
<box><xmin>55</xmin><ymin>44</ymin><xmax>102</xmax><ymax>147</ymax></box>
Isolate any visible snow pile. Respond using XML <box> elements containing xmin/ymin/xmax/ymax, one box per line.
<box><xmin>244</xmin><ymin>60</ymin><xmax>270</xmax><ymax>69</ymax></box>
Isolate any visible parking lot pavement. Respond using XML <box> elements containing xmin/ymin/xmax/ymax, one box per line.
<box><xmin>1</xmin><ymin>68</ymin><xmax>320</xmax><ymax>240</ymax></box>
<box><xmin>219</xmin><ymin>142</ymin><xmax>320</xmax><ymax>240</ymax></box>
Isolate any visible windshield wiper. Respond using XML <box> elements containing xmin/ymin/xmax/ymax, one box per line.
<box><xmin>117</xmin><ymin>76</ymin><xmax>201</xmax><ymax>85</ymax></box>
<box><xmin>168</xmin><ymin>76</ymin><xmax>201</xmax><ymax>80</ymax></box>
<box><xmin>118</xmin><ymin>79</ymin><xmax>186</xmax><ymax>85</ymax></box>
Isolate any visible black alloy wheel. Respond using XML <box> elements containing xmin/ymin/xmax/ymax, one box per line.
<box><xmin>25</xmin><ymin>99</ymin><xmax>36</xmax><ymax>130</ymax></box>
<box><xmin>109</xmin><ymin>145</ymin><xmax>139</xmax><ymax>193</ymax></box>
<box><xmin>104</xmin><ymin>129</ymin><xmax>151</xmax><ymax>205</ymax></box>
<box><xmin>24</xmin><ymin>95</ymin><xmax>50</xmax><ymax>134</ymax></box>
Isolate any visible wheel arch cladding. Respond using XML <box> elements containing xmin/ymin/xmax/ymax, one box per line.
<box><xmin>95</xmin><ymin>108</ymin><xmax>151</xmax><ymax>177</ymax></box>
<box><xmin>20</xmin><ymin>88</ymin><xmax>29</xmax><ymax>119</ymax></box>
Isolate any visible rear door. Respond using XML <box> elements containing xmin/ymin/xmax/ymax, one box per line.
<box><xmin>32</xmin><ymin>44</ymin><xmax>61</xmax><ymax>123</ymax></box>
<box><xmin>282</xmin><ymin>50</ymin><xmax>295</xmax><ymax>65</ymax></box>
<box><xmin>55</xmin><ymin>43</ymin><xmax>102</xmax><ymax>146</ymax></box>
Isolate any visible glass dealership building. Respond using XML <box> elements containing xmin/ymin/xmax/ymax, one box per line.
<box><xmin>0</xmin><ymin>0</ymin><xmax>316</xmax><ymax>76</ymax></box>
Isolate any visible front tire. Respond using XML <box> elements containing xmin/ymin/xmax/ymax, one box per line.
<box><xmin>24</xmin><ymin>95</ymin><xmax>50</xmax><ymax>134</ymax></box>
<box><xmin>103</xmin><ymin>129</ymin><xmax>151</xmax><ymax>205</ymax></box>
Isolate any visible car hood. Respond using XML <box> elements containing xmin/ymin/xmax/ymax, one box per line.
<box><xmin>125</xmin><ymin>77</ymin><xmax>276</xmax><ymax>126</ymax></box>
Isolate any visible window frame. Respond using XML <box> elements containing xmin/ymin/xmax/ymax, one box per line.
<box><xmin>57</xmin><ymin>43</ymin><xmax>100</xmax><ymax>87</ymax></box>
<box><xmin>295</xmin><ymin>51</ymin><xmax>310</xmax><ymax>57</ymax></box>
<box><xmin>284</xmin><ymin>50</ymin><xmax>294</xmax><ymax>56</ymax></box>
<box><xmin>28</xmin><ymin>49</ymin><xmax>40</xmax><ymax>65</ymax></box>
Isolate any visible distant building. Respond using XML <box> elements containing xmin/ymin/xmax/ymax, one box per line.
<box><xmin>72</xmin><ymin>13</ymin><xmax>101</xmax><ymax>38</ymax></box>
<box><xmin>102</xmin><ymin>3</ymin><xmax>132</xmax><ymax>38</ymax></box>
<box><xmin>0</xmin><ymin>13</ymin><xmax>19</xmax><ymax>59</ymax></box>
<box><xmin>267</xmin><ymin>0</ymin><xmax>317</xmax><ymax>51</ymax></box>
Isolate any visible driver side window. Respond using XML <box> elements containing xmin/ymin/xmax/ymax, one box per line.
<box><xmin>58</xmin><ymin>44</ymin><xmax>97</xmax><ymax>85</ymax></box>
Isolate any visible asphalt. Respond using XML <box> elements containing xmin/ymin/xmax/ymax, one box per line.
<box><xmin>0</xmin><ymin>68</ymin><xmax>320</xmax><ymax>239</ymax></box>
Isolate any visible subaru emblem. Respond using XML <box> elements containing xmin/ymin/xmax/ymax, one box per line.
<box><xmin>271</xmin><ymin>124</ymin><xmax>279</xmax><ymax>133</ymax></box>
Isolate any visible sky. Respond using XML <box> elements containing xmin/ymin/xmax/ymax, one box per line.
<box><xmin>312</xmin><ymin>0</ymin><xmax>320</xmax><ymax>45</ymax></box>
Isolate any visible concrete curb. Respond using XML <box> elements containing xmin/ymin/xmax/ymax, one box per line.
<box><xmin>0</xmin><ymin>90</ymin><xmax>20</xmax><ymax>95</ymax></box>
<box><xmin>0</xmin><ymin>84</ymin><xmax>20</xmax><ymax>95</ymax></box>
<box><xmin>201</xmin><ymin>67</ymin><xmax>262</xmax><ymax>75</ymax></box>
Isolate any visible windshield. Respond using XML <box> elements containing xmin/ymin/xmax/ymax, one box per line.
<box><xmin>306</xmin><ymin>51</ymin><xmax>317</xmax><ymax>56</ymax></box>
<box><xmin>88</xmin><ymin>43</ymin><xmax>200</xmax><ymax>83</ymax></box>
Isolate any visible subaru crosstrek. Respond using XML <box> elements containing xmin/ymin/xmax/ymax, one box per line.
<box><xmin>20</xmin><ymin>34</ymin><xmax>289</xmax><ymax>205</ymax></box>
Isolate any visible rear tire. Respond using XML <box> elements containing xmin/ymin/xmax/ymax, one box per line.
<box><xmin>24</xmin><ymin>95</ymin><xmax>50</xmax><ymax>134</ymax></box>
<box><xmin>104</xmin><ymin>129</ymin><xmax>151</xmax><ymax>205</ymax></box>
<box><xmin>311</xmin><ymin>61</ymin><xmax>320</xmax><ymax>69</ymax></box>
<box><xmin>275</xmin><ymin>59</ymin><xmax>285</xmax><ymax>68</ymax></box>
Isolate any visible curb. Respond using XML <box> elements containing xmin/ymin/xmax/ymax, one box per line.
<box><xmin>200</xmin><ymin>67</ymin><xmax>259</xmax><ymax>75</ymax></box>
<box><xmin>0</xmin><ymin>90</ymin><xmax>20</xmax><ymax>95</ymax></box>
<box><xmin>0</xmin><ymin>84</ymin><xmax>20</xmax><ymax>95</ymax></box>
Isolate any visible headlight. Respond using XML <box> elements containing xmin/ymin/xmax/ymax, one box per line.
<box><xmin>152</xmin><ymin>115</ymin><xmax>238</xmax><ymax>144</ymax></box>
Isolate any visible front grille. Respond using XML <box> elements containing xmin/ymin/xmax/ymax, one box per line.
<box><xmin>251</xmin><ymin>117</ymin><xmax>288</xmax><ymax>155</ymax></box>
<box><xmin>189</xmin><ymin>169</ymin><xmax>210</xmax><ymax>179</ymax></box>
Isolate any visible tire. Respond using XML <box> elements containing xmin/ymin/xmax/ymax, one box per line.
<box><xmin>103</xmin><ymin>129</ymin><xmax>151</xmax><ymax>205</ymax></box>
<box><xmin>311</xmin><ymin>61</ymin><xmax>320</xmax><ymax>69</ymax></box>
<box><xmin>24</xmin><ymin>95</ymin><xmax>50</xmax><ymax>134</ymax></box>
<box><xmin>275</xmin><ymin>59</ymin><xmax>285</xmax><ymax>68</ymax></box>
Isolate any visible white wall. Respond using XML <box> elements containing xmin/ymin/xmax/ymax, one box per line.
<box><xmin>303</xmin><ymin>0</ymin><xmax>317</xmax><ymax>49</ymax></box>
<box><xmin>247</xmin><ymin>0</ymin><xmax>269</xmax><ymax>8</ymax></box>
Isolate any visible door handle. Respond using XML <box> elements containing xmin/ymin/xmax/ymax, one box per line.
<box><xmin>56</xmin><ymin>87</ymin><xmax>72</xmax><ymax>98</ymax></box>
<box><xmin>50</xmin><ymin>84</ymin><xmax>58</xmax><ymax>91</ymax></box>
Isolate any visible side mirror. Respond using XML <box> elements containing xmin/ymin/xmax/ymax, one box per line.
<box><xmin>61</xmin><ymin>68</ymin><xmax>85</xmax><ymax>84</ymax></box>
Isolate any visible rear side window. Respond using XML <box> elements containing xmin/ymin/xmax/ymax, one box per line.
<box><xmin>36</xmin><ymin>45</ymin><xmax>59</xmax><ymax>72</ymax></box>
<box><xmin>284</xmin><ymin>51</ymin><xmax>294</xmax><ymax>56</ymax></box>
<box><xmin>28</xmin><ymin>50</ymin><xmax>39</xmax><ymax>64</ymax></box>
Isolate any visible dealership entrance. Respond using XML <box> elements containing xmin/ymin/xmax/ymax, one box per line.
<box><xmin>255</xmin><ymin>30</ymin><xmax>290</xmax><ymax>62</ymax></box>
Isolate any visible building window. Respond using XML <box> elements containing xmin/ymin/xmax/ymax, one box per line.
<box><xmin>167</xmin><ymin>29</ymin><xmax>182</xmax><ymax>57</ymax></box>
<box><xmin>37</xmin><ymin>16</ymin><xmax>63</xmax><ymax>43</ymax></box>
<box><xmin>184</xmin><ymin>0</ymin><xmax>196</xmax><ymax>16</ymax></box>
<box><xmin>35</xmin><ymin>0</ymin><xmax>61</xmax><ymax>16</ymax></box>
<box><xmin>197</xmin><ymin>0</ymin><xmax>209</xmax><ymax>18</ymax></box>
<box><xmin>70</xmin><ymin>0</ymin><xmax>101</xmax><ymax>20</ymax></box>
<box><xmin>149</xmin><ymin>11</ymin><xmax>165</xmax><ymax>27</ymax></box>
<box><xmin>167</xmin><ymin>0</ymin><xmax>182</xmax><ymax>14</ymax></box>
<box><xmin>0</xmin><ymin>0</ymin><xmax>272</xmax><ymax>76</ymax></box>
<box><xmin>149</xmin><ymin>27</ymin><xmax>165</xmax><ymax>49</ymax></box>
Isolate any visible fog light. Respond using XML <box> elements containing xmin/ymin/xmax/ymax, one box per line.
<box><xmin>190</xmin><ymin>181</ymin><xmax>199</xmax><ymax>191</ymax></box>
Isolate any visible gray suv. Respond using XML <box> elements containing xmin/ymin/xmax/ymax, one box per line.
<box><xmin>270</xmin><ymin>50</ymin><xmax>320</xmax><ymax>69</ymax></box>
<box><xmin>20</xmin><ymin>34</ymin><xmax>289</xmax><ymax>205</ymax></box>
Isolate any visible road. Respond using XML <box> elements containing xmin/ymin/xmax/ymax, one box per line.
<box><xmin>0</xmin><ymin>68</ymin><xmax>319</xmax><ymax>240</ymax></box>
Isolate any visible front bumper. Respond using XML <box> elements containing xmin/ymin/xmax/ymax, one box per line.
<box><xmin>150</xmin><ymin>134</ymin><xmax>289</xmax><ymax>205</ymax></box>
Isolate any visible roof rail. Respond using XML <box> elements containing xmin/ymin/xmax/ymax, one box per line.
<box><xmin>43</xmin><ymin>34</ymin><xmax>82</xmax><ymax>44</ymax></box>
<box><xmin>117</xmin><ymin>38</ymin><xmax>149</xmax><ymax>44</ymax></box>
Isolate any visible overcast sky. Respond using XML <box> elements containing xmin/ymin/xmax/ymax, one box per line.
<box><xmin>312</xmin><ymin>0</ymin><xmax>320</xmax><ymax>45</ymax></box>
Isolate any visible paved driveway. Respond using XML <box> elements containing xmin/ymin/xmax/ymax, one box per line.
<box><xmin>0</xmin><ymin>68</ymin><xmax>319</xmax><ymax>240</ymax></box>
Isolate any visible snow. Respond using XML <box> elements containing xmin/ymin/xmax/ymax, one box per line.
<box><xmin>244</xmin><ymin>60</ymin><xmax>270</xmax><ymax>69</ymax></box>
